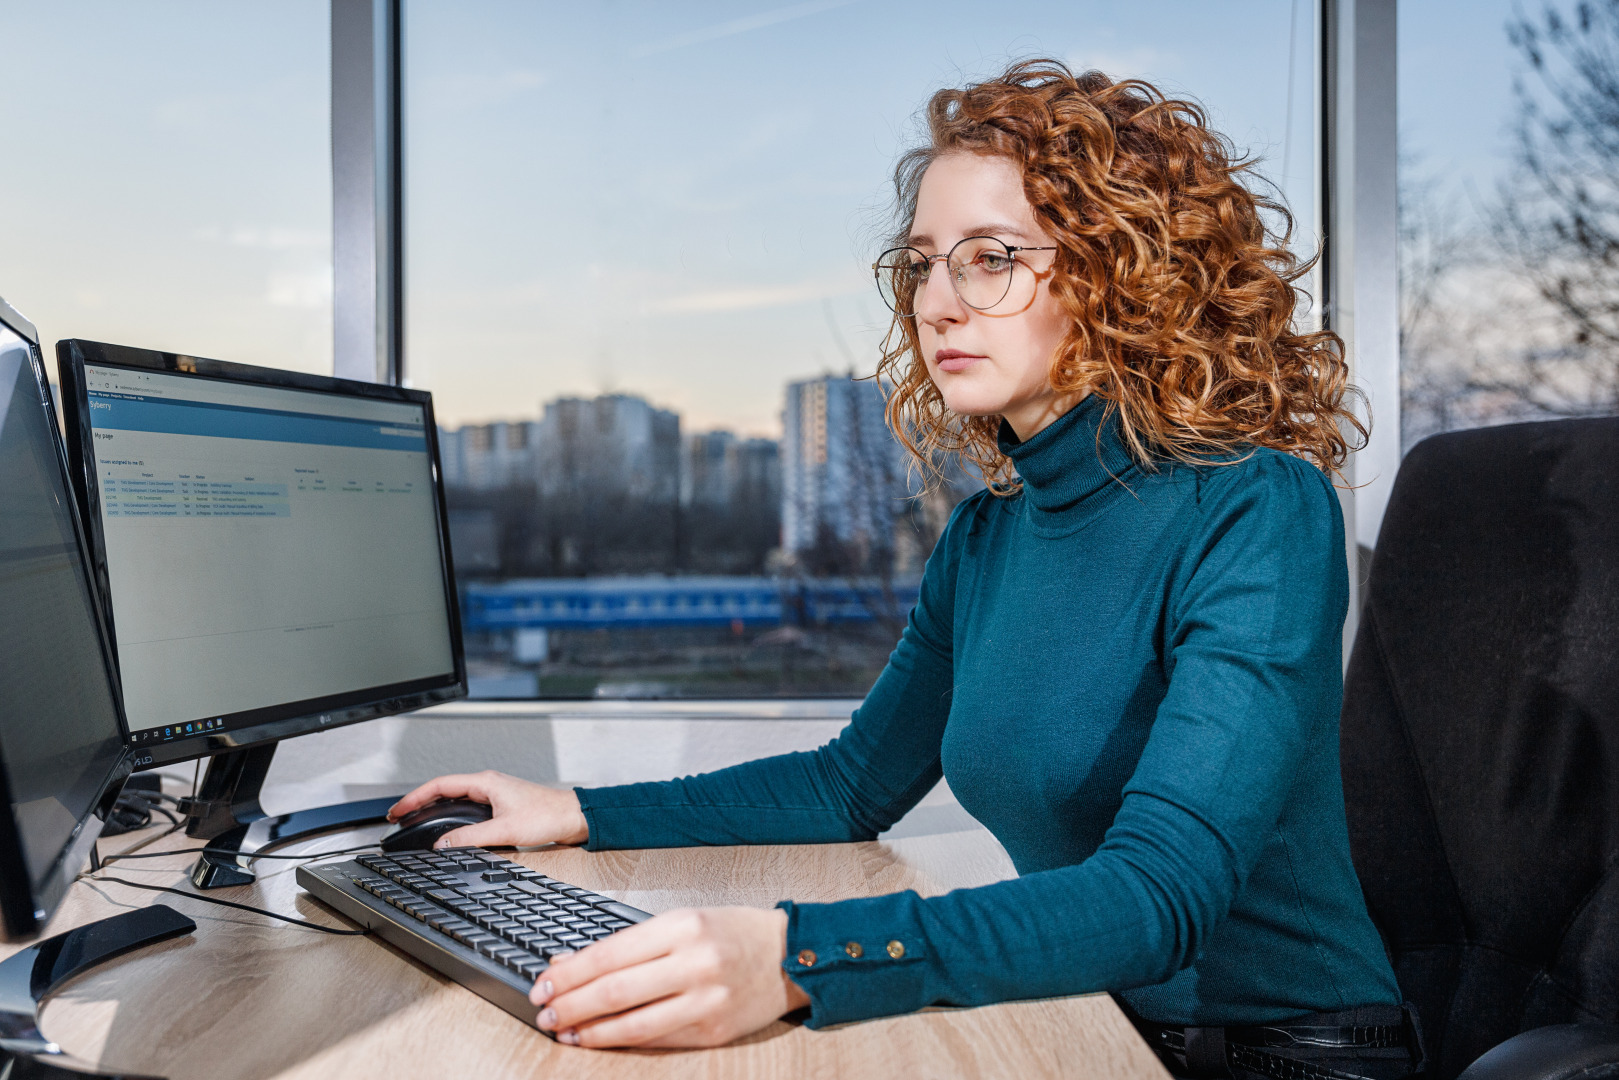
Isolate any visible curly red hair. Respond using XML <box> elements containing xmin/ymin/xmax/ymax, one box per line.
<box><xmin>879</xmin><ymin>60</ymin><xmax>1365</xmax><ymax>490</ymax></box>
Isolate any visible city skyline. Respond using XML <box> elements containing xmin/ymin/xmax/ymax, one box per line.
<box><xmin>440</xmin><ymin>373</ymin><xmax>912</xmax><ymax>566</ymax></box>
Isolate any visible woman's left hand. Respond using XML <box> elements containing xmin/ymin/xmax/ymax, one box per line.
<box><xmin>530</xmin><ymin>906</ymin><xmax>811</xmax><ymax>1048</ymax></box>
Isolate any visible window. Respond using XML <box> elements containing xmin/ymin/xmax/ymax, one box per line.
<box><xmin>0</xmin><ymin>3</ymin><xmax>331</xmax><ymax>377</ymax></box>
<box><xmin>1398</xmin><ymin>0</ymin><xmax>1619</xmax><ymax>451</ymax></box>
<box><xmin>403</xmin><ymin>1</ymin><xmax>1319</xmax><ymax>699</ymax></box>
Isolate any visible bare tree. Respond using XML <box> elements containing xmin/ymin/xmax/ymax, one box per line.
<box><xmin>1398</xmin><ymin>154</ymin><xmax>1492</xmax><ymax>448</ymax></box>
<box><xmin>1492</xmin><ymin>0</ymin><xmax>1619</xmax><ymax>416</ymax></box>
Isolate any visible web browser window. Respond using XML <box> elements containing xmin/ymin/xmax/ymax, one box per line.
<box><xmin>83</xmin><ymin>364</ymin><xmax>455</xmax><ymax>738</ymax></box>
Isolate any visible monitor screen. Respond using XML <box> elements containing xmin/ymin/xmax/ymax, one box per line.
<box><xmin>0</xmin><ymin>318</ymin><xmax>126</xmax><ymax>925</ymax></box>
<box><xmin>61</xmin><ymin>343</ymin><xmax>463</xmax><ymax>762</ymax></box>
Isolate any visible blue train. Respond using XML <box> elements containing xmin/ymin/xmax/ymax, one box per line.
<box><xmin>461</xmin><ymin>575</ymin><xmax>921</xmax><ymax>632</ymax></box>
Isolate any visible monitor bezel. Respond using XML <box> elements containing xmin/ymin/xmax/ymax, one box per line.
<box><xmin>56</xmin><ymin>338</ymin><xmax>468</xmax><ymax>769</ymax></box>
<box><xmin>0</xmin><ymin>306</ymin><xmax>132</xmax><ymax>940</ymax></box>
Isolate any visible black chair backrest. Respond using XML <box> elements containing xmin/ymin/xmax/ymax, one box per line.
<box><xmin>1342</xmin><ymin>416</ymin><xmax>1619</xmax><ymax>1080</ymax></box>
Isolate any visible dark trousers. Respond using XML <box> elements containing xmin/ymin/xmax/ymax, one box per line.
<box><xmin>1123</xmin><ymin>1002</ymin><xmax>1427</xmax><ymax>1080</ymax></box>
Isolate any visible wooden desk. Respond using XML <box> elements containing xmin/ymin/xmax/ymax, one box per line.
<box><xmin>12</xmin><ymin>819</ymin><xmax>1168</xmax><ymax>1079</ymax></box>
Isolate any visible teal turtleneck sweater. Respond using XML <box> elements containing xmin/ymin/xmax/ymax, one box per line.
<box><xmin>576</xmin><ymin>394</ymin><xmax>1400</xmax><ymax>1028</ymax></box>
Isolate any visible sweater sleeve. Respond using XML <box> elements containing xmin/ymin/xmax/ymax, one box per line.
<box><xmin>573</xmin><ymin>493</ymin><xmax>984</xmax><ymax>849</ymax></box>
<box><xmin>778</xmin><ymin>455</ymin><xmax>1350</xmax><ymax>1027</ymax></box>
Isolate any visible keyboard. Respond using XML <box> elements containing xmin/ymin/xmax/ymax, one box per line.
<box><xmin>297</xmin><ymin>848</ymin><xmax>652</xmax><ymax>1031</ymax></box>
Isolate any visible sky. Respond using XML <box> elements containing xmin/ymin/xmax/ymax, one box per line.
<box><xmin>0</xmin><ymin>0</ymin><xmax>1525</xmax><ymax>436</ymax></box>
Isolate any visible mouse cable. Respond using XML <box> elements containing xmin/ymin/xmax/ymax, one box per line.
<box><xmin>95</xmin><ymin>841</ymin><xmax>379</xmax><ymax>868</ymax></box>
<box><xmin>79</xmin><ymin>872</ymin><xmax>368</xmax><ymax>936</ymax></box>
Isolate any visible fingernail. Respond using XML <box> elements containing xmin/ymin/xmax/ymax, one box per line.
<box><xmin>558</xmin><ymin>1030</ymin><xmax>579</xmax><ymax>1046</ymax></box>
<box><xmin>432</xmin><ymin>838</ymin><xmax>446</xmax><ymax>850</ymax></box>
<box><xmin>538</xmin><ymin>1008</ymin><xmax>557</xmax><ymax>1030</ymax></box>
<box><xmin>532</xmin><ymin>979</ymin><xmax>553</xmax><ymax>1004</ymax></box>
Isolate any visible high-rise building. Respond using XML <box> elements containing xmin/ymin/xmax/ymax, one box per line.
<box><xmin>436</xmin><ymin>420</ymin><xmax>540</xmax><ymax>491</ymax></box>
<box><xmin>681</xmin><ymin>430</ymin><xmax>736</xmax><ymax>507</ymax></box>
<box><xmin>681</xmin><ymin>431</ymin><xmax>782</xmax><ymax>511</ymax></box>
<box><xmin>781</xmin><ymin>375</ymin><xmax>910</xmax><ymax>557</ymax></box>
<box><xmin>731</xmin><ymin>437</ymin><xmax>782</xmax><ymax>513</ymax></box>
<box><xmin>536</xmin><ymin>394</ymin><xmax>680</xmax><ymax>502</ymax></box>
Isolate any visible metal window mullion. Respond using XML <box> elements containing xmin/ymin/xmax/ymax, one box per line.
<box><xmin>1323</xmin><ymin>0</ymin><xmax>1399</xmax><ymax>658</ymax></box>
<box><xmin>331</xmin><ymin>0</ymin><xmax>403</xmax><ymax>387</ymax></box>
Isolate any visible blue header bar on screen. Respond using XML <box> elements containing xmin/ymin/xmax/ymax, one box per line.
<box><xmin>88</xmin><ymin>393</ymin><xmax>428</xmax><ymax>452</ymax></box>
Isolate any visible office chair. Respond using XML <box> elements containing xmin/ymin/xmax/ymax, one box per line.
<box><xmin>1341</xmin><ymin>416</ymin><xmax>1619</xmax><ymax>1080</ymax></box>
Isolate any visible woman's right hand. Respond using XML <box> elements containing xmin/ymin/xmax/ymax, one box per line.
<box><xmin>386</xmin><ymin>771</ymin><xmax>590</xmax><ymax>850</ymax></box>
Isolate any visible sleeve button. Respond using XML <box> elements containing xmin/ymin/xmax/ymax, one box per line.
<box><xmin>796</xmin><ymin>949</ymin><xmax>817</xmax><ymax>967</ymax></box>
<box><xmin>844</xmin><ymin>941</ymin><xmax>863</xmax><ymax>959</ymax></box>
<box><xmin>886</xmin><ymin>940</ymin><xmax>905</xmax><ymax>959</ymax></box>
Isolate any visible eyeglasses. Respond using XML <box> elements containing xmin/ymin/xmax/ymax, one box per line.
<box><xmin>873</xmin><ymin>236</ymin><xmax>1058</xmax><ymax>317</ymax></box>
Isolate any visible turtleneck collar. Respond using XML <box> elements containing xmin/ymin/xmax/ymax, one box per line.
<box><xmin>997</xmin><ymin>394</ymin><xmax>1139</xmax><ymax>527</ymax></box>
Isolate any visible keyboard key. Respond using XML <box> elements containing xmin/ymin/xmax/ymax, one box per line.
<box><xmin>599</xmin><ymin>902</ymin><xmax>650</xmax><ymax>923</ymax></box>
<box><xmin>514</xmin><ymin>959</ymin><xmax>549</xmax><ymax>980</ymax></box>
<box><xmin>480</xmin><ymin>870</ymin><xmax>513</xmax><ymax>883</ymax></box>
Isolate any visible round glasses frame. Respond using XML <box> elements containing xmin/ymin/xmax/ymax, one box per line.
<box><xmin>872</xmin><ymin>236</ymin><xmax>1058</xmax><ymax>317</ymax></box>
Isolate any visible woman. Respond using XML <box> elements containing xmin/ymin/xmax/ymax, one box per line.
<box><xmin>390</xmin><ymin>61</ymin><xmax>1419</xmax><ymax>1078</ymax></box>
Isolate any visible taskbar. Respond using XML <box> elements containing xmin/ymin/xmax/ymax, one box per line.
<box><xmin>127</xmin><ymin>717</ymin><xmax>228</xmax><ymax>746</ymax></box>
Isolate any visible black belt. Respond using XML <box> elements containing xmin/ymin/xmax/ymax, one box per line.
<box><xmin>1130</xmin><ymin>1004</ymin><xmax>1424</xmax><ymax>1080</ymax></box>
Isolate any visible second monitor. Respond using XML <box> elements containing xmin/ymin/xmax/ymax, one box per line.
<box><xmin>58</xmin><ymin>339</ymin><xmax>467</xmax><ymax>887</ymax></box>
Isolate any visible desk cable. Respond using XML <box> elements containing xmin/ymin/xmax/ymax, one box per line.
<box><xmin>80</xmin><ymin>839</ymin><xmax>379</xmax><ymax>936</ymax></box>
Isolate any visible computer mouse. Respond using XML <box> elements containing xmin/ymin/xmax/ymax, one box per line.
<box><xmin>381</xmin><ymin>798</ymin><xmax>494</xmax><ymax>852</ymax></box>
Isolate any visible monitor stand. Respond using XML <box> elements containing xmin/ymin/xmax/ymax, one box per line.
<box><xmin>0</xmin><ymin>904</ymin><xmax>195</xmax><ymax>1077</ymax></box>
<box><xmin>180</xmin><ymin>744</ymin><xmax>402</xmax><ymax>890</ymax></box>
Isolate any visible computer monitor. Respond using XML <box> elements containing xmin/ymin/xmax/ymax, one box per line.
<box><xmin>57</xmin><ymin>339</ymin><xmax>466</xmax><ymax>888</ymax></box>
<box><xmin>0</xmin><ymin>300</ymin><xmax>131</xmax><ymax>941</ymax></box>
